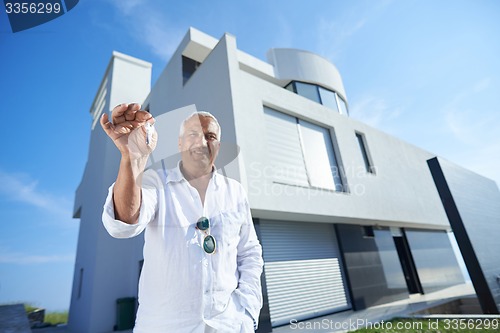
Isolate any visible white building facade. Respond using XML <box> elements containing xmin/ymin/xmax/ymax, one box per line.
<box><xmin>69</xmin><ymin>28</ymin><xmax>499</xmax><ymax>332</ymax></box>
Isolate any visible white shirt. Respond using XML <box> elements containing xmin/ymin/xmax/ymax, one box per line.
<box><xmin>102</xmin><ymin>163</ymin><xmax>264</xmax><ymax>333</ymax></box>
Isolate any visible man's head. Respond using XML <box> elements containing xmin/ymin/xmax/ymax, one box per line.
<box><xmin>178</xmin><ymin>112</ymin><xmax>221</xmax><ymax>173</ymax></box>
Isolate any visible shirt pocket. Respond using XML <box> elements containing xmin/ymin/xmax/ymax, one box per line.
<box><xmin>219</xmin><ymin>211</ymin><xmax>244</xmax><ymax>249</ymax></box>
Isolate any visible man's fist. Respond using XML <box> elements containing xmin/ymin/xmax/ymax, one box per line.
<box><xmin>100</xmin><ymin>103</ymin><xmax>157</xmax><ymax>159</ymax></box>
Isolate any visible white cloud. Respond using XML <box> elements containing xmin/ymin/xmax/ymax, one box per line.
<box><xmin>349</xmin><ymin>94</ymin><xmax>402</xmax><ymax>129</ymax></box>
<box><xmin>272</xmin><ymin>14</ymin><xmax>294</xmax><ymax>49</ymax></box>
<box><xmin>0</xmin><ymin>170</ymin><xmax>72</xmax><ymax>218</ymax></box>
<box><xmin>440</xmin><ymin>78</ymin><xmax>500</xmax><ymax>185</ymax></box>
<box><xmin>315</xmin><ymin>0</ymin><xmax>393</xmax><ymax>59</ymax></box>
<box><xmin>105</xmin><ymin>0</ymin><xmax>183</xmax><ymax>60</ymax></box>
<box><xmin>443</xmin><ymin>78</ymin><xmax>497</xmax><ymax>145</ymax></box>
<box><xmin>316</xmin><ymin>17</ymin><xmax>366</xmax><ymax>60</ymax></box>
<box><xmin>349</xmin><ymin>80</ymin><xmax>500</xmax><ymax>186</ymax></box>
<box><xmin>108</xmin><ymin>0</ymin><xmax>141</xmax><ymax>15</ymax></box>
<box><xmin>473</xmin><ymin>77</ymin><xmax>491</xmax><ymax>93</ymax></box>
<box><xmin>0</xmin><ymin>250</ymin><xmax>74</xmax><ymax>265</ymax></box>
<box><xmin>444</xmin><ymin>118</ymin><xmax>500</xmax><ymax>185</ymax></box>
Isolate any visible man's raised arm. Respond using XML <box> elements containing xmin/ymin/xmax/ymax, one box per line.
<box><xmin>100</xmin><ymin>103</ymin><xmax>157</xmax><ymax>224</ymax></box>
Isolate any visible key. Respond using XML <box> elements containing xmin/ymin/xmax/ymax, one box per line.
<box><xmin>145</xmin><ymin>122</ymin><xmax>153</xmax><ymax>145</ymax></box>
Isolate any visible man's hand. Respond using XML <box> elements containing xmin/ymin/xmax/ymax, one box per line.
<box><xmin>100</xmin><ymin>103</ymin><xmax>157</xmax><ymax>159</ymax></box>
<box><xmin>100</xmin><ymin>103</ymin><xmax>157</xmax><ymax>224</ymax></box>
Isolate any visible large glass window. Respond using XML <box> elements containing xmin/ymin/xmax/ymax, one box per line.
<box><xmin>285</xmin><ymin>81</ymin><xmax>349</xmax><ymax>115</ymax></box>
<box><xmin>294</xmin><ymin>82</ymin><xmax>321</xmax><ymax>104</ymax></box>
<box><xmin>318</xmin><ymin>87</ymin><xmax>340</xmax><ymax>113</ymax></box>
<box><xmin>264</xmin><ymin>106</ymin><xmax>345</xmax><ymax>192</ymax></box>
<box><xmin>284</xmin><ymin>82</ymin><xmax>295</xmax><ymax>92</ymax></box>
<box><xmin>405</xmin><ymin>230</ymin><xmax>465</xmax><ymax>293</ymax></box>
<box><xmin>299</xmin><ymin>120</ymin><xmax>344</xmax><ymax>191</ymax></box>
<box><xmin>336</xmin><ymin>95</ymin><xmax>349</xmax><ymax>115</ymax></box>
<box><xmin>336</xmin><ymin>225</ymin><xmax>409</xmax><ymax>309</ymax></box>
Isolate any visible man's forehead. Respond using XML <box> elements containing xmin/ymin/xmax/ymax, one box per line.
<box><xmin>185</xmin><ymin>116</ymin><xmax>218</xmax><ymax>131</ymax></box>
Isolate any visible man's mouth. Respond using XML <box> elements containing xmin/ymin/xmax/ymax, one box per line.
<box><xmin>190</xmin><ymin>148</ymin><xmax>209</xmax><ymax>155</ymax></box>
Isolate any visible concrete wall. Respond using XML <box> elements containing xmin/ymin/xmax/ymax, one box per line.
<box><xmin>429</xmin><ymin>157</ymin><xmax>500</xmax><ymax>313</ymax></box>
<box><xmin>70</xmin><ymin>27</ymin><xmax>486</xmax><ymax>331</ymax></box>
<box><xmin>267</xmin><ymin>48</ymin><xmax>348</xmax><ymax>102</ymax></box>
<box><xmin>231</xmin><ymin>52</ymin><xmax>448</xmax><ymax>230</ymax></box>
<box><xmin>69</xmin><ymin>53</ymin><xmax>151</xmax><ymax>333</ymax></box>
<box><xmin>144</xmin><ymin>29</ymin><xmax>241</xmax><ymax>180</ymax></box>
<box><xmin>69</xmin><ymin>29</ymin><xmax>244</xmax><ymax>333</ymax></box>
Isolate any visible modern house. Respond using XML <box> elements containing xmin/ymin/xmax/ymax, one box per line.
<box><xmin>69</xmin><ymin>27</ymin><xmax>500</xmax><ymax>332</ymax></box>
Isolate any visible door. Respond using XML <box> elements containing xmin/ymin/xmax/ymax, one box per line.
<box><xmin>393</xmin><ymin>230</ymin><xmax>423</xmax><ymax>294</ymax></box>
<box><xmin>260</xmin><ymin>220</ymin><xmax>350</xmax><ymax>327</ymax></box>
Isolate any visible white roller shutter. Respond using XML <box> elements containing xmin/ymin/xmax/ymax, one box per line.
<box><xmin>263</xmin><ymin>106</ymin><xmax>309</xmax><ymax>187</ymax></box>
<box><xmin>260</xmin><ymin>220</ymin><xmax>350</xmax><ymax>327</ymax></box>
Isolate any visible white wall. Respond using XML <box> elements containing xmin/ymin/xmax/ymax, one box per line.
<box><xmin>267</xmin><ymin>48</ymin><xmax>347</xmax><ymax>101</ymax></box>
<box><xmin>145</xmin><ymin>30</ymin><xmax>242</xmax><ymax>180</ymax></box>
<box><xmin>71</xmin><ymin>27</ymin><xmax>462</xmax><ymax>332</ymax></box>
<box><xmin>69</xmin><ymin>53</ymin><xmax>151</xmax><ymax>333</ymax></box>
<box><xmin>231</xmin><ymin>50</ymin><xmax>449</xmax><ymax>230</ymax></box>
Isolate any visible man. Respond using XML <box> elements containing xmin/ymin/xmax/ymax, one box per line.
<box><xmin>100</xmin><ymin>103</ymin><xmax>264</xmax><ymax>333</ymax></box>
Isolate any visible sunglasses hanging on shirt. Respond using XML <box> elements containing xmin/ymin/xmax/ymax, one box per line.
<box><xmin>196</xmin><ymin>217</ymin><xmax>216</xmax><ymax>254</ymax></box>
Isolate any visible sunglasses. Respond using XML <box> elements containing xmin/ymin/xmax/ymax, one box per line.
<box><xmin>196</xmin><ymin>217</ymin><xmax>216</xmax><ymax>254</ymax></box>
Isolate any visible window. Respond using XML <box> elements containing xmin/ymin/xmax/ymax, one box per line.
<box><xmin>294</xmin><ymin>81</ymin><xmax>321</xmax><ymax>103</ymax></box>
<box><xmin>336</xmin><ymin>95</ymin><xmax>349</xmax><ymax>115</ymax></box>
<box><xmin>298</xmin><ymin>120</ymin><xmax>344</xmax><ymax>191</ymax></box>
<box><xmin>90</xmin><ymin>77</ymin><xmax>107</xmax><ymax>130</ymax></box>
<box><xmin>356</xmin><ymin>132</ymin><xmax>375</xmax><ymax>174</ymax></box>
<box><xmin>264</xmin><ymin>107</ymin><xmax>309</xmax><ymax>187</ymax></box>
<box><xmin>285</xmin><ymin>80</ymin><xmax>349</xmax><ymax>115</ymax></box>
<box><xmin>77</xmin><ymin>268</ymin><xmax>84</xmax><ymax>299</ymax></box>
<box><xmin>139</xmin><ymin>260</ymin><xmax>144</xmax><ymax>284</ymax></box>
<box><xmin>264</xmin><ymin>106</ymin><xmax>345</xmax><ymax>192</ymax></box>
<box><xmin>362</xmin><ymin>226</ymin><xmax>375</xmax><ymax>238</ymax></box>
<box><xmin>182</xmin><ymin>55</ymin><xmax>201</xmax><ymax>84</ymax></box>
<box><xmin>318</xmin><ymin>87</ymin><xmax>340</xmax><ymax>113</ymax></box>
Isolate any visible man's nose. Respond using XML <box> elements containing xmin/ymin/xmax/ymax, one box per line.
<box><xmin>194</xmin><ymin>133</ymin><xmax>208</xmax><ymax>146</ymax></box>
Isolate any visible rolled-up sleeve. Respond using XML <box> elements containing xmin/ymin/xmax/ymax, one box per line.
<box><xmin>102</xmin><ymin>168</ymin><xmax>161</xmax><ymax>239</ymax></box>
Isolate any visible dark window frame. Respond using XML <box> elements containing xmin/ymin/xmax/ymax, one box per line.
<box><xmin>182</xmin><ymin>55</ymin><xmax>201</xmax><ymax>85</ymax></box>
<box><xmin>284</xmin><ymin>80</ymin><xmax>349</xmax><ymax>115</ymax></box>
<box><xmin>355</xmin><ymin>132</ymin><xmax>376</xmax><ymax>174</ymax></box>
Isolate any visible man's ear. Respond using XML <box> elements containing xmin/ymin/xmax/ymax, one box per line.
<box><xmin>178</xmin><ymin>137</ymin><xmax>182</xmax><ymax>152</ymax></box>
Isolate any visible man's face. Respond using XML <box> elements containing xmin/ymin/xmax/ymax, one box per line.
<box><xmin>178</xmin><ymin>115</ymin><xmax>220</xmax><ymax>171</ymax></box>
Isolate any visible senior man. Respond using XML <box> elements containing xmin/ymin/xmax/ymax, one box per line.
<box><xmin>100</xmin><ymin>103</ymin><xmax>263</xmax><ymax>333</ymax></box>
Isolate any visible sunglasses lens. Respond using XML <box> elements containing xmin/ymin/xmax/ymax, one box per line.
<box><xmin>203</xmin><ymin>235</ymin><xmax>216</xmax><ymax>254</ymax></box>
<box><xmin>197</xmin><ymin>217</ymin><xmax>210</xmax><ymax>230</ymax></box>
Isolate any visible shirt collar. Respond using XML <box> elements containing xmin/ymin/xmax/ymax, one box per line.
<box><xmin>165</xmin><ymin>161</ymin><xmax>220</xmax><ymax>188</ymax></box>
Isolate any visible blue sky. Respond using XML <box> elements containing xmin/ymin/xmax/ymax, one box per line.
<box><xmin>0</xmin><ymin>0</ymin><xmax>499</xmax><ymax>312</ymax></box>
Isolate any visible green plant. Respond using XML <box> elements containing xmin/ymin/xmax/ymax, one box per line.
<box><xmin>23</xmin><ymin>303</ymin><xmax>39</xmax><ymax>313</ymax></box>
<box><xmin>44</xmin><ymin>311</ymin><xmax>69</xmax><ymax>325</ymax></box>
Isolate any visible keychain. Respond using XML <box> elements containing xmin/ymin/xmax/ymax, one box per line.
<box><xmin>145</xmin><ymin>122</ymin><xmax>153</xmax><ymax>146</ymax></box>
